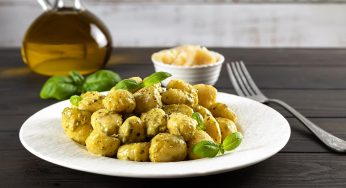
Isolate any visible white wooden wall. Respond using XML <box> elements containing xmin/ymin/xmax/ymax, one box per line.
<box><xmin>1</xmin><ymin>0</ymin><xmax>346</xmax><ymax>47</ymax></box>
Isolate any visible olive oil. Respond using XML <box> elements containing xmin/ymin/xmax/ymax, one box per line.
<box><xmin>22</xmin><ymin>8</ymin><xmax>112</xmax><ymax>76</ymax></box>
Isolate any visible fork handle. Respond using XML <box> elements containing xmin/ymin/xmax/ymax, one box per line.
<box><xmin>266</xmin><ymin>99</ymin><xmax>346</xmax><ymax>152</ymax></box>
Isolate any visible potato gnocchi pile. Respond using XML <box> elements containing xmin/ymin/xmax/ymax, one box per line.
<box><xmin>62</xmin><ymin>77</ymin><xmax>241</xmax><ymax>162</ymax></box>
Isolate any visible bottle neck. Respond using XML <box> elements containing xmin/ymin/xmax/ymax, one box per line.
<box><xmin>54</xmin><ymin>0</ymin><xmax>83</xmax><ymax>10</ymax></box>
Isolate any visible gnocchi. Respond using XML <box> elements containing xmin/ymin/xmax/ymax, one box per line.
<box><xmin>204</xmin><ymin>115</ymin><xmax>222</xmax><ymax>144</ymax></box>
<box><xmin>167</xmin><ymin>79</ymin><xmax>198</xmax><ymax>107</ymax></box>
<box><xmin>161</xmin><ymin>89</ymin><xmax>194</xmax><ymax>107</ymax></box>
<box><xmin>91</xmin><ymin>109</ymin><xmax>122</xmax><ymax>136</ymax></box>
<box><xmin>61</xmin><ymin>77</ymin><xmax>242</xmax><ymax>162</ymax></box>
<box><xmin>141</xmin><ymin>108</ymin><xmax>167</xmax><ymax>137</ymax></box>
<box><xmin>167</xmin><ymin>113</ymin><xmax>197</xmax><ymax>141</ymax></box>
<box><xmin>103</xmin><ymin>88</ymin><xmax>136</xmax><ymax>113</ymax></box>
<box><xmin>162</xmin><ymin>104</ymin><xmax>194</xmax><ymax>116</ymax></box>
<box><xmin>209</xmin><ymin>102</ymin><xmax>237</xmax><ymax>122</ymax></box>
<box><xmin>193</xmin><ymin>105</ymin><xmax>213</xmax><ymax>118</ymax></box>
<box><xmin>216</xmin><ymin>117</ymin><xmax>238</xmax><ymax>142</ymax></box>
<box><xmin>193</xmin><ymin>84</ymin><xmax>217</xmax><ymax>108</ymax></box>
<box><xmin>119</xmin><ymin>116</ymin><xmax>146</xmax><ymax>144</ymax></box>
<box><xmin>78</xmin><ymin>91</ymin><xmax>105</xmax><ymax>112</ymax></box>
<box><xmin>117</xmin><ymin>142</ymin><xmax>150</xmax><ymax>162</ymax></box>
<box><xmin>134</xmin><ymin>86</ymin><xmax>162</xmax><ymax>114</ymax></box>
<box><xmin>62</xmin><ymin>107</ymin><xmax>93</xmax><ymax>145</ymax></box>
<box><xmin>149</xmin><ymin>133</ymin><xmax>187</xmax><ymax>162</ymax></box>
<box><xmin>86</xmin><ymin>130</ymin><xmax>120</xmax><ymax>157</ymax></box>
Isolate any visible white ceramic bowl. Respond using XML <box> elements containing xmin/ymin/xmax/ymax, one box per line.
<box><xmin>152</xmin><ymin>51</ymin><xmax>225</xmax><ymax>86</ymax></box>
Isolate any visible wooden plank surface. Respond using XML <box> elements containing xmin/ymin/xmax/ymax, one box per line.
<box><xmin>3</xmin><ymin>48</ymin><xmax>346</xmax><ymax>66</ymax></box>
<box><xmin>3</xmin><ymin>65</ymin><xmax>346</xmax><ymax>89</ymax></box>
<box><xmin>107</xmin><ymin>47</ymin><xmax>346</xmax><ymax>66</ymax></box>
<box><xmin>0</xmin><ymin>48</ymin><xmax>345</xmax><ymax>187</ymax></box>
<box><xmin>1</xmin><ymin>151</ymin><xmax>345</xmax><ymax>187</ymax></box>
<box><xmin>3</xmin><ymin>54</ymin><xmax>346</xmax><ymax>89</ymax></box>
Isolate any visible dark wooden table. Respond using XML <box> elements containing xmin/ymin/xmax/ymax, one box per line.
<box><xmin>1</xmin><ymin>48</ymin><xmax>346</xmax><ymax>187</ymax></box>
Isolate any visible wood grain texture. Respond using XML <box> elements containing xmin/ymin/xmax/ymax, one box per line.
<box><xmin>0</xmin><ymin>151</ymin><xmax>345</xmax><ymax>187</ymax></box>
<box><xmin>2</xmin><ymin>3</ymin><xmax>346</xmax><ymax>47</ymax></box>
<box><xmin>1</xmin><ymin>48</ymin><xmax>346</xmax><ymax>187</ymax></box>
<box><xmin>4</xmin><ymin>48</ymin><xmax>346</xmax><ymax>67</ymax></box>
<box><xmin>107</xmin><ymin>47</ymin><xmax>346</xmax><ymax>66</ymax></box>
<box><xmin>3</xmin><ymin>65</ymin><xmax>346</xmax><ymax>89</ymax></box>
<box><xmin>2</xmin><ymin>46</ymin><xmax>346</xmax><ymax>89</ymax></box>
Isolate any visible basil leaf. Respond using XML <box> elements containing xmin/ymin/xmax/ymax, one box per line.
<box><xmin>141</xmin><ymin>72</ymin><xmax>172</xmax><ymax>87</ymax></box>
<box><xmin>113</xmin><ymin>79</ymin><xmax>141</xmax><ymax>93</ymax></box>
<box><xmin>83</xmin><ymin>70</ymin><xmax>121</xmax><ymax>92</ymax></box>
<box><xmin>219</xmin><ymin>147</ymin><xmax>225</xmax><ymax>155</ymax></box>
<box><xmin>69</xmin><ymin>71</ymin><xmax>85</xmax><ymax>86</ymax></box>
<box><xmin>40</xmin><ymin>76</ymin><xmax>78</xmax><ymax>100</ymax></box>
<box><xmin>192</xmin><ymin>140</ymin><xmax>220</xmax><ymax>158</ymax></box>
<box><xmin>222</xmin><ymin>132</ymin><xmax>243</xmax><ymax>151</ymax></box>
<box><xmin>70</xmin><ymin>95</ymin><xmax>82</xmax><ymax>106</ymax></box>
<box><xmin>192</xmin><ymin>112</ymin><xmax>205</xmax><ymax>130</ymax></box>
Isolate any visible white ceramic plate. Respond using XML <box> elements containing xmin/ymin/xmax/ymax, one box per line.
<box><xmin>19</xmin><ymin>92</ymin><xmax>290</xmax><ymax>178</ymax></box>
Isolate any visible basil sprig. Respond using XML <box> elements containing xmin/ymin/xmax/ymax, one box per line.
<box><xmin>192</xmin><ymin>140</ymin><xmax>219</xmax><ymax>158</ymax></box>
<box><xmin>82</xmin><ymin>70</ymin><xmax>121</xmax><ymax>92</ymax></box>
<box><xmin>70</xmin><ymin>95</ymin><xmax>82</xmax><ymax>106</ymax></box>
<box><xmin>222</xmin><ymin>132</ymin><xmax>243</xmax><ymax>151</ymax></box>
<box><xmin>113</xmin><ymin>72</ymin><xmax>172</xmax><ymax>93</ymax></box>
<box><xmin>192</xmin><ymin>132</ymin><xmax>243</xmax><ymax>158</ymax></box>
<box><xmin>192</xmin><ymin>112</ymin><xmax>205</xmax><ymax>130</ymax></box>
<box><xmin>113</xmin><ymin>79</ymin><xmax>142</xmax><ymax>93</ymax></box>
<box><xmin>40</xmin><ymin>75</ymin><xmax>79</xmax><ymax>100</ymax></box>
<box><xmin>40</xmin><ymin>70</ymin><xmax>121</xmax><ymax>100</ymax></box>
<box><xmin>140</xmin><ymin>71</ymin><xmax>172</xmax><ymax>87</ymax></box>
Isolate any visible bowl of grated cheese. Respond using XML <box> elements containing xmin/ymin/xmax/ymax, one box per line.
<box><xmin>152</xmin><ymin>45</ymin><xmax>225</xmax><ymax>86</ymax></box>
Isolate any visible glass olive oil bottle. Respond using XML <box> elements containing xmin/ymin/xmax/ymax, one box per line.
<box><xmin>22</xmin><ymin>0</ymin><xmax>112</xmax><ymax>76</ymax></box>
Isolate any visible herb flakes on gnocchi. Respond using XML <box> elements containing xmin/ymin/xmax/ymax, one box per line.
<box><xmin>61</xmin><ymin>72</ymin><xmax>243</xmax><ymax>162</ymax></box>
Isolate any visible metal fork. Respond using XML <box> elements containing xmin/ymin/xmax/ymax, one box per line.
<box><xmin>227</xmin><ymin>61</ymin><xmax>346</xmax><ymax>152</ymax></box>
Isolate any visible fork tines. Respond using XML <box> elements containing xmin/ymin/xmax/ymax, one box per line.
<box><xmin>226</xmin><ymin>61</ymin><xmax>263</xmax><ymax>97</ymax></box>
